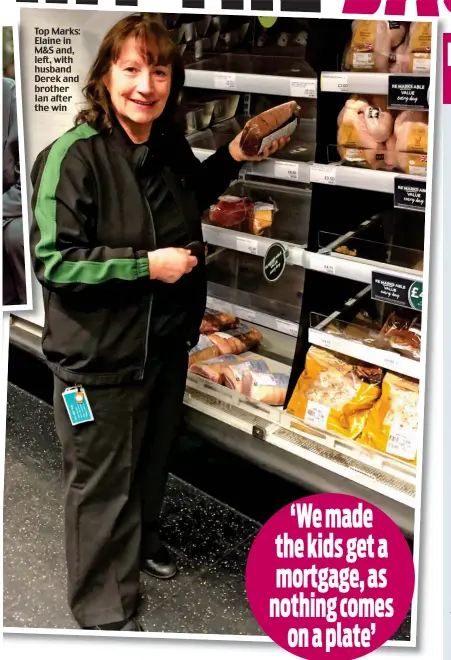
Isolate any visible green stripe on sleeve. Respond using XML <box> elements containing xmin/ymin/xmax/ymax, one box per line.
<box><xmin>34</xmin><ymin>123</ymin><xmax>149</xmax><ymax>285</ymax></box>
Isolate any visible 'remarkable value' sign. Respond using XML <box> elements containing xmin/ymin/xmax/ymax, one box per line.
<box><xmin>371</xmin><ymin>272</ymin><xmax>423</xmax><ymax>312</ymax></box>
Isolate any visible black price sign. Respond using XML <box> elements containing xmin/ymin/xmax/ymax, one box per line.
<box><xmin>371</xmin><ymin>272</ymin><xmax>423</xmax><ymax>312</ymax></box>
<box><xmin>263</xmin><ymin>243</ymin><xmax>288</xmax><ymax>283</ymax></box>
<box><xmin>394</xmin><ymin>177</ymin><xmax>427</xmax><ymax>212</ymax></box>
<box><xmin>388</xmin><ymin>75</ymin><xmax>430</xmax><ymax>110</ymax></box>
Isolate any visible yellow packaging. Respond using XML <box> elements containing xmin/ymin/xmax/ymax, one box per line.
<box><xmin>358</xmin><ymin>372</ymin><xmax>419</xmax><ymax>465</ymax></box>
<box><xmin>409</xmin><ymin>22</ymin><xmax>432</xmax><ymax>52</ymax></box>
<box><xmin>338</xmin><ymin>122</ymin><xmax>360</xmax><ymax>148</ymax></box>
<box><xmin>406</xmin><ymin>123</ymin><xmax>428</xmax><ymax>154</ymax></box>
<box><xmin>399</xmin><ymin>153</ymin><xmax>427</xmax><ymax>176</ymax></box>
<box><xmin>287</xmin><ymin>346</ymin><xmax>383</xmax><ymax>440</ymax></box>
<box><xmin>351</xmin><ymin>20</ymin><xmax>377</xmax><ymax>52</ymax></box>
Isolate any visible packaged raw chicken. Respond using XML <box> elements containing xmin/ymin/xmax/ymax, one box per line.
<box><xmin>188</xmin><ymin>335</ymin><xmax>220</xmax><ymax>367</ymax></box>
<box><xmin>200</xmin><ymin>309</ymin><xmax>239</xmax><ymax>334</ymax></box>
<box><xmin>337</xmin><ymin>95</ymin><xmax>387</xmax><ymax>168</ymax></box>
<box><xmin>344</xmin><ymin>21</ymin><xmax>391</xmax><ymax>73</ymax></box>
<box><xmin>239</xmin><ymin>101</ymin><xmax>301</xmax><ymax>157</ymax></box>
<box><xmin>287</xmin><ymin>346</ymin><xmax>383</xmax><ymax>439</ymax></box>
<box><xmin>209</xmin><ymin>195</ymin><xmax>251</xmax><ymax>228</ymax></box>
<box><xmin>408</xmin><ymin>21</ymin><xmax>432</xmax><ymax>73</ymax></box>
<box><xmin>358</xmin><ymin>372</ymin><xmax>419</xmax><ymax>465</ymax></box>
<box><xmin>209</xmin><ymin>327</ymin><xmax>262</xmax><ymax>355</ymax></box>
<box><xmin>394</xmin><ymin>111</ymin><xmax>428</xmax><ymax>154</ymax></box>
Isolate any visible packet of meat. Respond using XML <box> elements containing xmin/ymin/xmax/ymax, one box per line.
<box><xmin>189</xmin><ymin>354</ymin><xmax>244</xmax><ymax>384</ymax></box>
<box><xmin>188</xmin><ymin>334</ymin><xmax>220</xmax><ymax>367</ymax></box>
<box><xmin>200</xmin><ymin>309</ymin><xmax>239</xmax><ymax>334</ymax></box>
<box><xmin>358</xmin><ymin>372</ymin><xmax>419</xmax><ymax>465</ymax></box>
<box><xmin>221</xmin><ymin>357</ymin><xmax>290</xmax><ymax>406</ymax></box>
<box><xmin>209</xmin><ymin>195</ymin><xmax>252</xmax><ymax>228</ymax></box>
<box><xmin>381</xmin><ymin>312</ymin><xmax>421</xmax><ymax>360</ymax></box>
<box><xmin>249</xmin><ymin>201</ymin><xmax>277</xmax><ymax>236</ymax></box>
<box><xmin>239</xmin><ymin>101</ymin><xmax>301</xmax><ymax>157</ymax></box>
<box><xmin>209</xmin><ymin>327</ymin><xmax>263</xmax><ymax>356</ymax></box>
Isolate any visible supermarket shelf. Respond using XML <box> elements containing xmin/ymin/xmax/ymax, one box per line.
<box><xmin>308</xmin><ymin>328</ymin><xmax>421</xmax><ymax>379</ymax></box>
<box><xmin>193</xmin><ymin>147</ymin><xmax>311</xmax><ymax>184</ymax></box>
<box><xmin>184</xmin><ymin>69</ymin><xmax>317</xmax><ymax>98</ymax></box>
<box><xmin>304</xmin><ymin>250</ymin><xmax>423</xmax><ymax>285</ymax></box>
<box><xmin>332</xmin><ymin>166</ymin><xmax>426</xmax><ymax>195</ymax></box>
<box><xmin>206</xmin><ymin>294</ymin><xmax>299</xmax><ymax>338</ymax></box>
<box><xmin>203</xmin><ymin>223</ymin><xmax>305</xmax><ymax>266</ymax></box>
<box><xmin>183</xmin><ymin>379</ymin><xmax>416</xmax><ymax>511</ymax></box>
<box><xmin>321</xmin><ymin>71</ymin><xmax>430</xmax><ymax>96</ymax></box>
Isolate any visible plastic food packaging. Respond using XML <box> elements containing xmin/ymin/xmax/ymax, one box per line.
<box><xmin>394</xmin><ymin>111</ymin><xmax>428</xmax><ymax>154</ymax></box>
<box><xmin>239</xmin><ymin>101</ymin><xmax>302</xmax><ymax>157</ymax></box>
<box><xmin>189</xmin><ymin>354</ymin><xmax>244</xmax><ymax>384</ymax></box>
<box><xmin>209</xmin><ymin>195</ymin><xmax>252</xmax><ymax>228</ymax></box>
<box><xmin>380</xmin><ymin>312</ymin><xmax>421</xmax><ymax>360</ymax></box>
<box><xmin>287</xmin><ymin>346</ymin><xmax>383</xmax><ymax>439</ymax></box>
<box><xmin>222</xmin><ymin>358</ymin><xmax>289</xmax><ymax>405</ymax></box>
<box><xmin>408</xmin><ymin>22</ymin><xmax>432</xmax><ymax>73</ymax></box>
<box><xmin>200</xmin><ymin>310</ymin><xmax>239</xmax><ymax>334</ymax></box>
<box><xmin>337</xmin><ymin>96</ymin><xmax>388</xmax><ymax>167</ymax></box>
<box><xmin>250</xmin><ymin>202</ymin><xmax>276</xmax><ymax>235</ymax></box>
<box><xmin>188</xmin><ymin>335</ymin><xmax>220</xmax><ymax>367</ymax></box>
<box><xmin>209</xmin><ymin>327</ymin><xmax>262</xmax><ymax>356</ymax></box>
<box><xmin>358</xmin><ymin>372</ymin><xmax>419</xmax><ymax>465</ymax></box>
<box><xmin>344</xmin><ymin>21</ymin><xmax>391</xmax><ymax>73</ymax></box>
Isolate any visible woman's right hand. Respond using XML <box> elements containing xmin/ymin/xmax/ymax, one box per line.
<box><xmin>148</xmin><ymin>248</ymin><xmax>198</xmax><ymax>283</ymax></box>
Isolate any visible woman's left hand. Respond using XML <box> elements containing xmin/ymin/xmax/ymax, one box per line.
<box><xmin>228</xmin><ymin>134</ymin><xmax>291</xmax><ymax>163</ymax></box>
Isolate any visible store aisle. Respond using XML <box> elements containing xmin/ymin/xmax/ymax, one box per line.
<box><xmin>3</xmin><ymin>384</ymin><xmax>263</xmax><ymax>635</ymax></box>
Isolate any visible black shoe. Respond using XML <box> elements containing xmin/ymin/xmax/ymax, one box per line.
<box><xmin>141</xmin><ymin>545</ymin><xmax>177</xmax><ymax>580</ymax></box>
<box><xmin>85</xmin><ymin>618</ymin><xmax>144</xmax><ymax>632</ymax></box>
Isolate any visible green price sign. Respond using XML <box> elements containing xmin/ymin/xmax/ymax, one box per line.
<box><xmin>408</xmin><ymin>281</ymin><xmax>423</xmax><ymax>312</ymax></box>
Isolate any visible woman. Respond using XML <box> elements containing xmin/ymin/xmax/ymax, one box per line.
<box><xmin>30</xmin><ymin>13</ymin><xmax>288</xmax><ymax>632</ymax></box>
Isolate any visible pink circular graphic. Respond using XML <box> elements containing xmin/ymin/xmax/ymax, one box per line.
<box><xmin>246</xmin><ymin>494</ymin><xmax>414</xmax><ymax>659</ymax></box>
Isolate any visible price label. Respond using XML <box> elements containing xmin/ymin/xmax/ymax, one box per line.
<box><xmin>310</xmin><ymin>163</ymin><xmax>337</xmax><ymax>186</ymax></box>
<box><xmin>381</xmin><ymin>354</ymin><xmax>402</xmax><ymax>372</ymax></box>
<box><xmin>321</xmin><ymin>73</ymin><xmax>349</xmax><ymax>93</ymax></box>
<box><xmin>317</xmin><ymin>335</ymin><xmax>332</xmax><ymax>350</ymax></box>
<box><xmin>290</xmin><ymin>79</ymin><xmax>317</xmax><ymax>98</ymax></box>
<box><xmin>237</xmin><ymin>236</ymin><xmax>259</xmax><ymax>256</ymax></box>
<box><xmin>235</xmin><ymin>306</ymin><xmax>257</xmax><ymax>322</ymax></box>
<box><xmin>274</xmin><ymin>160</ymin><xmax>299</xmax><ymax>181</ymax></box>
<box><xmin>276</xmin><ymin>319</ymin><xmax>299</xmax><ymax>338</ymax></box>
<box><xmin>309</xmin><ymin>254</ymin><xmax>336</xmax><ymax>276</ymax></box>
<box><xmin>214</xmin><ymin>73</ymin><xmax>237</xmax><ymax>90</ymax></box>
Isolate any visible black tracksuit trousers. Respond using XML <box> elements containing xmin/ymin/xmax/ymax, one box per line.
<box><xmin>53</xmin><ymin>343</ymin><xmax>189</xmax><ymax>628</ymax></box>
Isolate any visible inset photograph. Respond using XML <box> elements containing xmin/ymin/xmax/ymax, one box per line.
<box><xmin>3</xmin><ymin>25</ymin><xmax>31</xmax><ymax>309</ymax></box>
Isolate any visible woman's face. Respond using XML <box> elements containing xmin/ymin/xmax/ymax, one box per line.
<box><xmin>105</xmin><ymin>36</ymin><xmax>172</xmax><ymax>132</ymax></box>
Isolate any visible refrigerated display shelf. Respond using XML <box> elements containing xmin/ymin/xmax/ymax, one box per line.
<box><xmin>321</xmin><ymin>71</ymin><xmax>431</xmax><ymax>97</ymax></box>
<box><xmin>308</xmin><ymin>328</ymin><xmax>421</xmax><ymax>379</ymax></box>
<box><xmin>206</xmin><ymin>295</ymin><xmax>299</xmax><ymax>338</ymax></box>
<box><xmin>184</xmin><ymin>382</ymin><xmax>416</xmax><ymax>510</ymax></box>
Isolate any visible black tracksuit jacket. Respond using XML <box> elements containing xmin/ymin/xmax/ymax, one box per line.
<box><xmin>29</xmin><ymin>119</ymin><xmax>241</xmax><ymax>386</ymax></box>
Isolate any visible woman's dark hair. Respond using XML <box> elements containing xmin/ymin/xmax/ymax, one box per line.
<box><xmin>75</xmin><ymin>13</ymin><xmax>185</xmax><ymax>133</ymax></box>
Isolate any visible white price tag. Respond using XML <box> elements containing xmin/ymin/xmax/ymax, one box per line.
<box><xmin>214</xmin><ymin>73</ymin><xmax>237</xmax><ymax>90</ymax></box>
<box><xmin>276</xmin><ymin>319</ymin><xmax>299</xmax><ymax>338</ymax></box>
<box><xmin>317</xmin><ymin>334</ymin><xmax>332</xmax><ymax>351</ymax></box>
<box><xmin>322</xmin><ymin>73</ymin><xmax>349</xmax><ymax>93</ymax></box>
<box><xmin>237</xmin><ymin>236</ymin><xmax>259</xmax><ymax>256</ymax></box>
<box><xmin>386</xmin><ymin>424</ymin><xmax>417</xmax><ymax>461</ymax></box>
<box><xmin>305</xmin><ymin>400</ymin><xmax>330</xmax><ymax>431</ymax></box>
<box><xmin>309</xmin><ymin>254</ymin><xmax>336</xmax><ymax>276</ymax></box>
<box><xmin>274</xmin><ymin>160</ymin><xmax>299</xmax><ymax>181</ymax></box>
<box><xmin>290</xmin><ymin>79</ymin><xmax>317</xmax><ymax>98</ymax></box>
<box><xmin>310</xmin><ymin>164</ymin><xmax>337</xmax><ymax>186</ymax></box>
<box><xmin>381</xmin><ymin>354</ymin><xmax>402</xmax><ymax>372</ymax></box>
<box><xmin>235</xmin><ymin>306</ymin><xmax>257</xmax><ymax>322</ymax></box>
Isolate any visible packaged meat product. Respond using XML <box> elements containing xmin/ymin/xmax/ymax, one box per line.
<box><xmin>384</xmin><ymin>134</ymin><xmax>398</xmax><ymax>170</ymax></box>
<box><xmin>380</xmin><ymin>312</ymin><xmax>421</xmax><ymax>360</ymax></box>
<box><xmin>188</xmin><ymin>335</ymin><xmax>220</xmax><ymax>367</ymax></box>
<box><xmin>365</xmin><ymin>96</ymin><xmax>394</xmax><ymax>143</ymax></box>
<box><xmin>239</xmin><ymin>101</ymin><xmax>302</xmax><ymax>157</ymax></box>
<box><xmin>397</xmin><ymin>153</ymin><xmax>427</xmax><ymax>176</ymax></box>
<box><xmin>389</xmin><ymin>41</ymin><xmax>411</xmax><ymax>74</ymax></box>
<box><xmin>200</xmin><ymin>309</ymin><xmax>239</xmax><ymax>334</ymax></box>
<box><xmin>387</xmin><ymin>21</ymin><xmax>408</xmax><ymax>49</ymax></box>
<box><xmin>250</xmin><ymin>202</ymin><xmax>276</xmax><ymax>236</ymax></box>
<box><xmin>209</xmin><ymin>196</ymin><xmax>251</xmax><ymax>228</ymax></box>
<box><xmin>358</xmin><ymin>372</ymin><xmax>419</xmax><ymax>465</ymax></box>
<box><xmin>189</xmin><ymin>354</ymin><xmax>244</xmax><ymax>384</ymax></box>
<box><xmin>344</xmin><ymin>21</ymin><xmax>391</xmax><ymax>73</ymax></box>
<box><xmin>287</xmin><ymin>346</ymin><xmax>383</xmax><ymax>440</ymax></box>
<box><xmin>389</xmin><ymin>22</ymin><xmax>431</xmax><ymax>73</ymax></box>
<box><xmin>337</xmin><ymin>96</ymin><xmax>386</xmax><ymax>167</ymax></box>
<box><xmin>222</xmin><ymin>357</ymin><xmax>289</xmax><ymax>406</ymax></box>
<box><xmin>209</xmin><ymin>327</ymin><xmax>262</xmax><ymax>356</ymax></box>
<box><xmin>394</xmin><ymin>111</ymin><xmax>428</xmax><ymax>154</ymax></box>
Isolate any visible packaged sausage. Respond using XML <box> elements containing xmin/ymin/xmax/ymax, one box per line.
<box><xmin>358</xmin><ymin>372</ymin><xmax>419</xmax><ymax>465</ymax></box>
<box><xmin>188</xmin><ymin>335</ymin><xmax>221</xmax><ymax>367</ymax></box>
<box><xmin>200</xmin><ymin>309</ymin><xmax>239</xmax><ymax>334</ymax></box>
<box><xmin>209</xmin><ymin>196</ymin><xmax>251</xmax><ymax>228</ymax></box>
<box><xmin>239</xmin><ymin>101</ymin><xmax>301</xmax><ymax>157</ymax></box>
<box><xmin>287</xmin><ymin>346</ymin><xmax>383</xmax><ymax>439</ymax></box>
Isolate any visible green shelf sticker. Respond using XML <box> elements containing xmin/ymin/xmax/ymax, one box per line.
<box><xmin>258</xmin><ymin>17</ymin><xmax>278</xmax><ymax>28</ymax></box>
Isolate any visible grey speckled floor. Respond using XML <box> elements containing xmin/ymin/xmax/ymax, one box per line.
<box><xmin>3</xmin><ymin>382</ymin><xmax>411</xmax><ymax>641</ymax></box>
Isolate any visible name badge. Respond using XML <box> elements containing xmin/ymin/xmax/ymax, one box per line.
<box><xmin>62</xmin><ymin>386</ymin><xmax>94</xmax><ymax>426</ymax></box>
